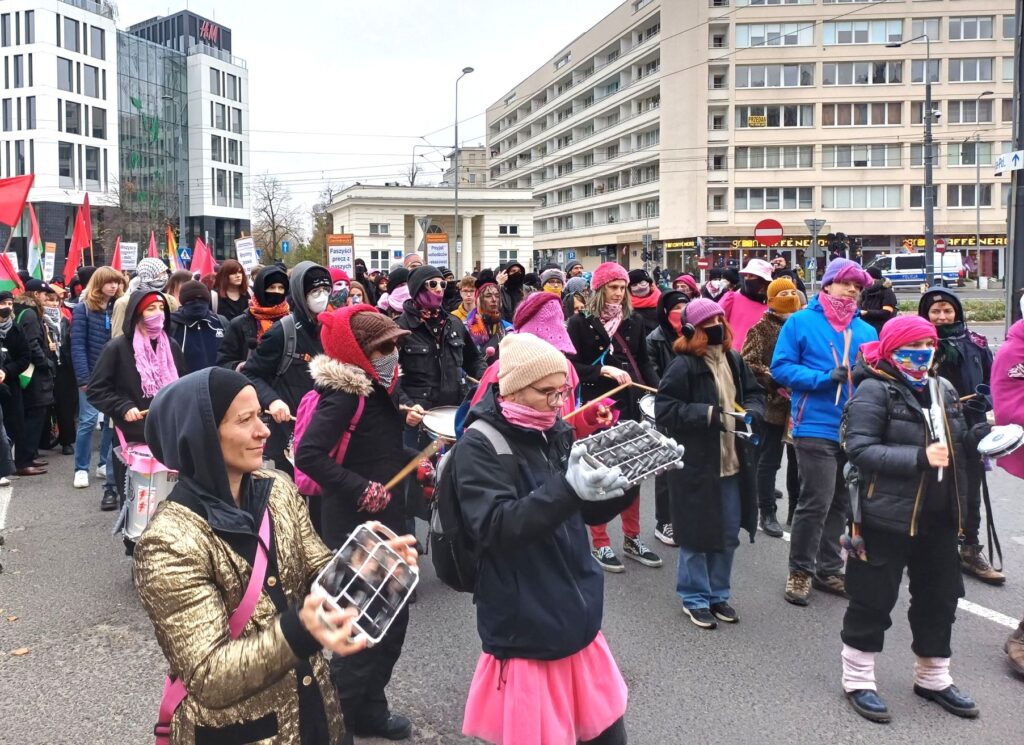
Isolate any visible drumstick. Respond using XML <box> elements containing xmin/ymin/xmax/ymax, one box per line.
<box><xmin>830</xmin><ymin>343</ymin><xmax>842</xmax><ymax>406</ymax></box>
<box><xmin>137</xmin><ymin>409</ymin><xmax>148</xmax><ymax>417</ymax></box>
<box><xmin>263</xmin><ymin>409</ymin><xmax>296</xmax><ymax>422</ymax></box>
<box><xmin>563</xmin><ymin>382</ymin><xmax>631</xmax><ymax>421</ymax></box>
<box><xmin>383</xmin><ymin>441</ymin><xmax>441</xmax><ymax>491</ymax></box>
<box><xmin>629</xmin><ymin>381</ymin><xmax>659</xmax><ymax>394</ymax></box>
<box><xmin>466</xmin><ymin>376</ymin><xmax>480</xmax><ymax>385</ymax></box>
<box><xmin>842</xmin><ymin>329</ymin><xmax>853</xmax><ymax>397</ymax></box>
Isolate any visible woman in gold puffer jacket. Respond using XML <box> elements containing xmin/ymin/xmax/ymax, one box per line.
<box><xmin>134</xmin><ymin>367</ymin><xmax>416</xmax><ymax>745</ymax></box>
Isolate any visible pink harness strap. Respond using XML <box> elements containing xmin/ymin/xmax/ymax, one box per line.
<box><xmin>154</xmin><ymin>508</ymin><xmax>272</xmax><ymax>744</ymax></box>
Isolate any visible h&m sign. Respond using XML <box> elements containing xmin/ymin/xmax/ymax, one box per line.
<box><xmin>199</xmin><ymin>21</ymin><xmax>221</xmax><ymax>44</ymax></box>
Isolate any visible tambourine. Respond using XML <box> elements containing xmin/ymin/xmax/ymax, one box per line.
<box><xmin>977</xmin><ymin>424</ymin><xmax>1024</xmax><ymax>459</ymax></box>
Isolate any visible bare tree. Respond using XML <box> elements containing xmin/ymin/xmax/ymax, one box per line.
<box><xmin>406</xmin><ymin>163</ymin><xmax>422</xmax><ymax>186</ymax></box>
<box><xmin>299</xmin><ymin>182</ymin><xmax>339</xmax><ymax>268</ymax></box>
<box><xmin>251</xmin><ymin>173</ymin><xmax>305</xmax><ymax>264</ymax></box>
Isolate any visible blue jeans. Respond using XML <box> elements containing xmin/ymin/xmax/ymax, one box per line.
<box><xmin>74</xmin><ymin>389</ymin><xmax>114</xmax><ymax>487</ymax></box>
<box><xmin>676</xmin><ymin>475</ymin><xmax>741</xmax><ymax>610</ymax></box>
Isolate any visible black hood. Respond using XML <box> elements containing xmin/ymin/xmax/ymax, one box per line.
<box><xmin>252</xmin><ymin>265</ymin><xmax>289</xmax><ymax>307</ymax></box>
<box><xmin>122</xmin><ymin>290</ymin><xmax>172</xmax><ymax>336</ymax></box>
<box><xmin>656</xmin><ymin>290</ymin><xmax>687</xmax><ymax>340</ymax></box>
<box><xmin>289</xmin><ymin>261</ymin><xmax>329</xmax><ymax>323</ymax></box>
<box><xmin>145</xmin><ymin>368</ymin><xmax>259</xmax><ymax>534</ymax></box>
<box><xmin>917</xmin><ymin>286</ymin><xmax>964</xmax><ymax>324</ymax></box>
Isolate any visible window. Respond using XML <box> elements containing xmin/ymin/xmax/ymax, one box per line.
<box><xmin>739</xmin><ymin>0</ymin><xmax>813</xmax><ymax>4</ymax></box>
<box><xmin>911</xmin><ymin>59</ymin><xmax>940</xmax><ymax>84</ymax></box>
<box><xmin>1004</xmin><ymin>99</ymin><xmax>1014</xmax><ymax>123</ymax></box>
<box><xmin>734</xmin><ymin>145</ymin><xmax>813</xmax><ymax>169</ymax></box>
<box><xmin>636</xmin><ymin>128</ymin><xmax>659</xmax><ymax>148</ymax></box>
<box><xmin>735</xmin><ymin>104</ymin><xmax>813</xmax><ymax>127</ymax></box>
<box><xmin>949</xmin><ymin>99</ymin><xmax>993</xmax><ymax>123</ymax></box>
<box><xmin>215</xmin><ymin>169</ymin><xmax>227</xmax><ymax>206</ymax></box>
<box><xmin>232</xmin><ymin>172</ymin><xmax>243</xmax><ymax>208</ymax></box>
<box><xmin>710</xmin><ymin>192</ymin><xmax>727</xmax><ymax>211</ymax></box>
<box><xmin>91</xmin><ymin>106</ymin><xmax>104</xmax><ymax>138</ymax></box>
<box><xmin>736</xmin><ymin>63</ymin><xmax>815</xmax><ymax>88</ymax></box>
<box><xmin>58</xmin><ymin>141</ymin><xmax>73</xmax><ymax>186</ymax></box>
<box><xmin>947</xmin><ymin>183</ymin><xmax>992</xmax><ymax>208</ymax></box>
<box><xmin>214</xmin><ymin>103</ymin><xmax>226</xmax><ymax>129</ymax></box>
<box><xmin>1</xmin><ymin>99</ymin><xmax>9</xmax><ymax>131</ymax></box>
<box><xmin>498</xmin><ymin>224</ymin><xmax>520</xmax><ymax>236</ymax></box>
<box><xmin>911</xmin><ymin>100</ymin><xmax>941</xmax><ymax>124</ymax></box>
<box><xmin>949</xmin><ymin>16</ymin><xmax>993</xmax><ymax>41</ymax></box>
<box><xmin>12</xmin><ymin>55</ymin><xmax>22</xmax><ymax>88</ymax></box>
<box><xmin>498</xmin><ymin>249</ymin><xmax>519</xmax><ymax>265</ymax></box>
<box><xmin>226</xmin><ymin>74</ymin><xmax>237</xmax><ymax>101</ymax></box>
<box><xmin>823</xmin><ymin>20</ymin><xmax>902</xmax><ymax>45</ymax></box>
<box><xmin>209</xmin><ymin>67</ymin><xmax>221</xmax><ymax>95</ymax></box>
<box><xmin>1005</xmin><ymin>15</ymin><xmax>1016</xmax><ymax>39</ymax></box>
<box><xmin>231</xmin><ymin>108</ymin><xmax>242</xmax><ymax>134</ymax></box>
<box><xmin>369</xmin><ymin>223</ymin><xmax>390</xmax><ymax>235</ymax></box>
<box><xmin>62</xmin><ymin>17</ymin><xmax>79</xmax><ymax>52</ymax></box>
<box><xmin>211</xmin><ymin>135</ymin><xmax>223</xmax><ymax>161</ymax></box>
<box><xmin>90</xmin><ymin>27</ymin><xmax>104</xmax><ymax>59</ymax></box>
<box><xmin>14</xmin><ymin>140</ymin><xmax>25</xmax><ymax>176</ymax></box>
<box><xmin>948</xmin><ymin>58</ymin><xmax>993</xmax><ymax>82</ymax></box>
<box><xmin>822</xmin><ymin>143</ymin><xmax>901</xmax><ymax>168</ymax></box>
<box><xmin>910</xmin><ymin>185</ymin><xmax>939</xmax><ymax>209</ymax></box>
<box><xmin>948</xmin><ymin>141</ymin><xmax>993</xmax><ymax>167</ymax></box>
<box><xmin>84</xmin><ymin>146</ymin><xmax>99</xmax><ymax>187</ymax></box>
<box><xmin>23</xmin><ymin>11</ymin><xmax>32</xmax><ymax>44</ymax></box>
<box><xmin>822</xmin><ymin>101</ymin><xmax>901</xmax><ymax>126</ymax></box>
<box><xmin>911</xmin><ymin>18</ymin><xmax>940</xmax><ymax>41</ymax></box>
<box><xmin>735</xmin><ymin>23</ymin><xmax>813</xmax><ymax>48</ymax></box>
<box><xmin>734</xmin><ymin>187</ymin><xmax>812</xmax><ymax>210</ymax></box>
<box><xmin>83</xmin><ymin>65</ymin><xmax>99</xmax><ymax>98</ymax></box>
<box><xmin>25</xmin><ymin>96</ymin><xmax>34</xmax><ymax>129</ymax></box>
<box><xmin>822</xmin><ymin>61</ymin><xmax>902</xmax><ymax>85</ymax></box>
<box><xmin>227</xmin><ymin>139</ymin><xmax>239</xmax><ymax>165</ymax></box>
<box><xmin>910</xmin><ymin>143</ymin><xmax>940</xmax><ymax>166</ymax></box>
<box><xmin>1004</xmin><ymin>57</ymin><xmax>1014</xmax><ymax>83</ymax></box>
<box><xmin>369</xmin><ymin>250</ymin><xmax>389</xmax><ymax>272</ymax></box>
<box><xmin>64</xmin><ymin>101</ymin><xmax>80</xmax><ymax>134</ymax></box>
<box><xmin>57</xmin><ymin>57</ymin><xmax>73</xmax><ymax>92</ymax></box>
<box><xmin>554</xmin><ymin>53</ymin><xmax>570</xmax><ymax>70</ymax></box>
<box><xmin>0</xmin><ymin>14</ymin><xmax>9</xmax><ymax>47</ymax></box>
<box><xmin>822</xmin><ymin>185</ymin><xmax>901</xmax><ymax>209</ymax></box>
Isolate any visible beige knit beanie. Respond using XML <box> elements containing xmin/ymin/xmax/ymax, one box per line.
<box><xmin>498</xmin><ymin>333</ymin><xmax>568</xmax><ymax>396</ymax></box>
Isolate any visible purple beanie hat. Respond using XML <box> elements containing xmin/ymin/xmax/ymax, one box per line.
<box><xmin>591</xmin><ymin>261</ymin><xmax>629</xmax><ymax>291</ymax></box>
<box><xmin>513</xmin><ymin>291</ymin><xmax>576</xmax><ymax>354</ymax></box>
<box><xmin>684</xmin><ymin>298</ymin><xmax>724</xmax><ymax>327</ymax></box>
<box><xmin>821</xmin><ymin>258</ymin><xmax>872</xmax><ymax>289</ymax></box>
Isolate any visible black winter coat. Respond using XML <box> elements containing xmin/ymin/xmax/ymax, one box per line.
<box><xmin>844</xmin><ymin>360</ymin><xmax>972</xmax><ymax>536</ymax></box>
<box><xmin>566</xmin><ymin>313</ymin><xmax>659</xmax><ymax>420</ymax></box>
<box><xmin>170</xmin><ymin>306</ymin><xmax>227</xmax><ymax>374</ymax></box>
<box><xmin>394</xmin><ymin>304</ymin><xmax>485</xmax><ymax>409</ymax></box>
<box><xmin>0</xmin><ymin>321</ymin><xmax>30</xmax><ymax>405</ymax></box>
<box><xmin>242</xmin><ymin>313</ymin><xmax>321</xmax><ymax>412</ymax></box>
<box><xmin>455</xmin><ymin>387</ymin><xmax>632</xmax><ymax>661</ymax></box>
<box><xmin>87</xmin><ymin>292</ymin><xmax>187</xmax><ymax>442</ymax></box>
<box><xmin>294</xmin><ymin>356</ymin><xmax>418</xmax><ymax>548</ymax></box>
<box><xmin>644</xmin><ymin>290</ymin><xmax>688</xmax><ymax>378</ymax></box>
<box><xmin>13</xmin><ymin>299</ymin><xmax>54</xmax><ymax>409</ymax></box>
<box><xmin>654</xmin><ymin>349</ymin><xmax>765</xmax><ymax>552</ymax></box>
<box><xmin>859</xmin><ymin>280</ymin><xmax>899</xmax><ymax>335</ymax></box>
<box><xmin>217</xmin><ymin>312</ymin><xmax>260</xmax><ymax>371</ymax></box>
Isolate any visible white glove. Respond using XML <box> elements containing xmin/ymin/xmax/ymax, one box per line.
<box><xmin>661</xmin><ymin>436</ymin><xmax>685</xmax><ymax>469</ymax></box>
<box><xmin>566</xmin><ymin>444</ymin><xmax>629</xmax><ymax>502</ymax></box>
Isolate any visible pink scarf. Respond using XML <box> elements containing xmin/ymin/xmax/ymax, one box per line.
<box><xmin>819</xmin><ymin>292</ymin><xmax>858</xmax><ymax>333</ymax></box>
<box><xmin>600</xmin><ymin>303</ymin><xmax>623</xmax><ymax>343</ymax></box>
<box><xmin>132</xmin><ymin>328</ymin><xmax>179</xmax><ymax>399</ymax></box>
<box><xmin>500</xmin><ymin>400</ymin><xmax>558</xmax><ymax>431</ymax></box>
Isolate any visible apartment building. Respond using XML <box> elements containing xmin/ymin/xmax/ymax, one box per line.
<box><xmin>443</xmin><ymin>145</ymin><xmax>490</xmax><ymax>188</ymax></box>
<box><xmin>486</xmin><ymin>0</ymin><xmax>1015</xmax><ymax>277</ymax></box>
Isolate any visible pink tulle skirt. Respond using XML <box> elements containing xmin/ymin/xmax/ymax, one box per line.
<box><xmin>462</xmin><ymin>632</ymin><xmax>628</xmax><ymax>745</ymax></box>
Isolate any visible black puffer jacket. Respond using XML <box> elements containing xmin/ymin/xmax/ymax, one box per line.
<box><xmin>294</xmin><ymin>356</ymin><xmax>418</xmax><ymax>548</ymax></box>
<box><xmin>567</xmin><ymin>313</ymin><xmax>659</xmax><ymax>421</ymax></box>
<box><xmin>394</xmin><ymin>302</ymin><xmax>485</xmax><ymax>409</ymax></box>
<box><xmin>655</xmin><ymin>348</ymin><xmax>764</xmax><ymax>552</ymax></box>
<box><xmin>844</xmin><ymin>359</ymin><xmax>973</xmax><ymax>536</ymax></box>
<box><xmin>645</xmin><ymin>291</ymin><xmax>687</xmax><ymax>377</ymax></box>
<box><xmin>455</xmin><ymin>387</ymin><xmax>632</xmax><ymax>661</ymax></box>
<box><xmin>217</xmin><ymin>267</ymin><xmax>290</xmax><ymax>372</ymax></box>
<box><xmin>859</xmin><ymin>279</ymin><xmax>899</xmax><ymax>335</ymax></box>
<box><xmin>13</xmin><ymin>297</ymin><xmax>54</xmax><ymax>409</ymax></box>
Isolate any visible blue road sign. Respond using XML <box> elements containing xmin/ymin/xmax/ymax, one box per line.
<box><xmin>567</xmin><ymin>250</ymin><xmax>576</xmax><ymax>260</ymax></box>
<box><xmin>177</xmin><ymin>247</ymin><xmax>191</xmax><ymax>267</ymax></box>
<box><xmin>282</xmin><ymin>240</ymin><xmax>290</xmax><ymax>254</ymax></box>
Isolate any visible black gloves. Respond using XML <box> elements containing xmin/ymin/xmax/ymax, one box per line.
<box><xmin>830</xmin><ymin>366</ymin><xmax>850</xmax><ymax>385</ymax></box>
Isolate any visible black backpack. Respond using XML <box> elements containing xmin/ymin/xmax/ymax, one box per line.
<box><xmin>429</xmin><ymin>418</ymin><xmax>514</xmax><ymax>593</ymax></box>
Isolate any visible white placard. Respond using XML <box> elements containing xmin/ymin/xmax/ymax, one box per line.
<box><xmin>43</xmin><ymin>242</ymin><xmax>56</xmax><ymax>281</ymax></box>
<box><xmin>328</xmin><ymin>245</ymin><xmax>353</xmax><ymax>273</ymax></box>
<box><xmin>427</xmin><ymin>242</ymin><xmax>448</xmax><ymax>267</ymax></box>
<box><xmin>235</xmin><ymin>237</ymin><xmax>259</xmax><ymax>272</ymax></box>
<box><xmin>6</xmin><ymin>252</ymin><xmax>19</xmax><ymax>272</ymax></box>
<box><xmin>120</xmin><ymin>242</ymin><xmax>139</xmax><ymax>272</ymax></box>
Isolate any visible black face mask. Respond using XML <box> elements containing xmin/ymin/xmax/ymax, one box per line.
<box><xmin>262</xmin><ymin>291</ymin><xmax>286</xmax><ymax>307</ymax></box>
<box><xmin>506</xmin><ymin>272</ymin><xmax>524</xmax><ymax>289</ymax></box>
<box><xmin>705</xmin><ymin>325</ymin><xmax>724</xmax><ymax>346</ymax></box>
<box><xmin>0</xmin><ymin>307</ymin><xmax>12</xmax><ymax>319</ymax></box>
<box><xmin>742</xmin><ymin>278</ymin><xmax>768</xmax><ymax>302</ymax></box>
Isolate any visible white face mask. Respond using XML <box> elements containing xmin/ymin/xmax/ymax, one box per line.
<box><xmin>306</xmin><ymin>289</ymin><xmax>330</xmax><ymax>315</ymax></box>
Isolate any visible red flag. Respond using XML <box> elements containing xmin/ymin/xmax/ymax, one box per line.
<box><xmin>0</xmin><ymin>175</ymin><xmax>33</xmax><ymax>227</ymax></box>
<box><xmin>190</xmin><ymin>236</ymin><xmax>216</xmax><ymax>277</ymax></box>
<box><xmin>63</xmin><ymin>205</ymin><xmax>89</xmax><ymax>285</ymax></box>
<box><xmin>111</xmin><ymin>236</ymin><xmax>122</xmax><ymax>272</ymax></box>
<box><xmin>81</xmin><ymin>192</ymin><xmax>92</xmax><ymax>249</ymax></box>
<box><xmin>0</xmin><ymin>251</ymin><xmax>24</xmax><ymax>294</ymax></box>
<box><xmin>148</xmin><ymin>231</ymin><xmax>157</xmax><ymax>258</ymax></box>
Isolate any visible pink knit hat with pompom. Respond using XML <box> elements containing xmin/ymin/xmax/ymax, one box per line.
<box><xmin>591</xmin><ymin>262</ymin><xmax>629</xmax><ymax>291</ymax></box>
<box><xmin>513</xmin><ymin>291</ymin><xmax>576</xmax><ymax>354</ymax></box>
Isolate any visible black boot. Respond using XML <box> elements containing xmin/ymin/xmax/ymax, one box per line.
<box><xmin>100</xmin><ymin>487</ymin><xmax>118</xmax><ymax>512</ymax></box>
<box><xmin>352</xmin><ymin>713</ymin><xmax>412</xmax><ymax>740</ymax></box>
<box><xmin>760</xmin><ymin>506</ymin><xmax>784</xmax><ymax>537</ymax></box>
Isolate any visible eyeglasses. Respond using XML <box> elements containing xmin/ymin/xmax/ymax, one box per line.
<box><xmin>425</xmin><ymin>279</ymin><xmax>447</xmax><ymax>290</ymax></box>
<box><xmin>529</xmin><ymin>383</ymin><xmax>573</xmax><ymax>406</ymax></box>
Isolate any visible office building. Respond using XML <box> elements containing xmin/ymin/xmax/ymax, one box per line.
<box><xmin>486</xmin><ymin>0</ymin><xmax>1015</xmax><ymax>277</ymax></box>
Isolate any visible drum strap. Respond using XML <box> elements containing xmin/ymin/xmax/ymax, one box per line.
<box><xmin>980</xmin><ymin>471</ymin><xmax>1003</xmax><ymax>572</ymax></box>
<box><xmin>153</xmin><ymin>508</ymin><xmax>272</xmax><ymax>745</ymax></box>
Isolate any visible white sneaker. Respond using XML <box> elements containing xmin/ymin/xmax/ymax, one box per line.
<box><xmin>0</xmin><ymin>477</ymin><xmax>10</xmax><ymax>487</ymax></box>
<box><xmin>95</xmin><ymin>465</ymin><xmax>106</xmax><ymax>479</ymax></box>
<box><xmin>74</xmin><ymin>470</ymin><xmax>89</xmax><ymax>488</ymax></box>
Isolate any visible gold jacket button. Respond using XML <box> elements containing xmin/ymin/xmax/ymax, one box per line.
<box><xmin>302</xmin><ymin>675</ymin><xmax>313</xmax><ymax>686</ymax></box>
<box><xmin>267</xmin><ymin>576</ymin><xmax>277</xmax><ymax>587</ymax></box>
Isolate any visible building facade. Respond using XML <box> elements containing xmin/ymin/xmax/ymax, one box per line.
<box><xmin>486</xmin><ymin>0</ymin><xmax>1015</xmax><ymax>277</ymax></box>
<box><xmin>443</xmin><ymin>145</ymin><xmax>490</xmax><ymax>188</ymax></box>
<box><xmin>327</xmin><ymin>184</ymin><xmax>537</xmax><ymax>275</ymax></box>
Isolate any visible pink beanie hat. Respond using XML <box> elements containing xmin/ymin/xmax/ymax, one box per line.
<box><xmin>684</xmin><ymin>298</ymin><xmax>724</xmax><ymax>327</ymax></box>
<box><xmin>591</xmin><ymin>262</ymin><xmax>629</xmax><ymax>291</ymax></box>
<box><xmin>513</xmin><ymin>291</ymin><xmax>576</xmax><ymax>354</ymax></box>
<box><xmin>387</xmin><ymin>284</ymin><xmax>411</xmax><ymax>312</ymax></box>
<box><xmin>860</xmin><ymin>315</ymin><xmax>937</xmax><ymax>366</ymax></box>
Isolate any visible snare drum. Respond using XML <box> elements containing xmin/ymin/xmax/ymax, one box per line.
<box><xmin>977</xmin><ymin>424</ymin><xmax>1024</xmax><ymax>458</ymax></box>
<box><xmin>421</xmin><ymin>406</ymin><xmax>458</xmax><ymax>443</ymax></box>
<box><xmin>639</xmin><ymin>394</ymin><xmax>656</xmax><ymax>424</ymax></box>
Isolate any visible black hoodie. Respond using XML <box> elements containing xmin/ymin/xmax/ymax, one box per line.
<box><xmin>644</xmin><ymin>290</ymin><xmax>687</xmax><ymax>377</ymax></box>
<box><xmin>218</xmin><ymin>266</ymin><xmax>290</xmax><ymax>372</ymax></box>
<box><xmin>87</xmin><ymin>291</ymin><xmax>187</xmax><ymax>442</ymax></box>
<box><xmin>916</xmin><ymin>286</ymin><xmax>992</xmax><ymax>402</ymax></box>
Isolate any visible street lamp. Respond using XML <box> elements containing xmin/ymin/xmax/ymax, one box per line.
<box><xmin>162</xmin><ymin>94</ymin><xmax>188</xmax><ymax>254</ymax></box>
<box><xmin>888</xmin><ymin>34</ymin><xmax>935</xmax><ymax>286</ymax></box>
<box><xmin>453</xmin><ymin>66</ymin><xmax>473</xmax><ymax>276</ymax></box>
<box><xmin>962</xmin><ymin>90</ymin><xmax>995</xmax><ymax>283</ymax></box>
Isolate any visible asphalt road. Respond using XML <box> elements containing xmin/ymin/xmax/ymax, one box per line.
<box><xmin>1</xmin><ymin>450</ymin><xmax>1022</xmax><ymax>745</ymax></box>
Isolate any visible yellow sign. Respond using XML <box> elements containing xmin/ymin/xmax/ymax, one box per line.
<box><xmin>902</xmin><ymin>235</ymin><xmax>1007</xmax><ymax>249</ymax></box>
<box><xmin>665</xmin><ymin>239</ymin><xmax>698</xmax><ymax>249</ymax></box>
<box><xmin>747</xmin><ymin>115</ymin><xmax>768</xmax><ymax>128</ymax></box>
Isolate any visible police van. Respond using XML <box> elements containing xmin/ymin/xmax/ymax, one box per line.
<box><xmin>864</xmin><ymin>252</ymin><xmax>965</xmax><ymax>289</ymax></box>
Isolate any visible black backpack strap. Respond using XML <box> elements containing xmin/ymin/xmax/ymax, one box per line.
<box><xmin>274</xmin><ymin>314</ymin><xmax>298</xmax><ymax>382</ymax></box>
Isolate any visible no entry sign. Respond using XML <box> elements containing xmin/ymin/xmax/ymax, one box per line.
<box><xmin>935</xmin><ymin>237</ymin><xmax>946</xmax><ymax>253</ymax></box>
<box><xmin>697</xmin><ymin>257</ymin><xmax>711</xmax><ymax>270</ymax></box>
<box><xmin>755</xmin><ymin>219</ymin><xmax>784</xmax><ymax>247</ymax></box>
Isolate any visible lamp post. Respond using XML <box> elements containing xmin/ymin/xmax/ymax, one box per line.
<box><xmin>962</xmin><ymin>90</ymin><xmax>995</xmax><ymax>282</ymax></box>
<box><xmin>453</xmin><ymin>66</ymin><xmax>473</xmax><ymax>276</ymax></box>
<box><xmin>162</xmin><ymin>94</ymin><xmax>188</xmax><ymax>254</ymax></box>
<box><xmin>888</xmin><ymin>34</ymin><xmax>934</xmax><ymax>286</ymax></box>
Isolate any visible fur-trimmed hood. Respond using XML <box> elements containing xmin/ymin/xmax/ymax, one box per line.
<box><xmin>309</xmin><ymin>354</ymin><xmax>374</xmax><ymax>396</ymax></box>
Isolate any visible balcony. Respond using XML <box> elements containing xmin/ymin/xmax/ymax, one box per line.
<box><xmin>61</xmin><ymin>0</ymin><xmax>114</xmax><ymax>19</ymax></box>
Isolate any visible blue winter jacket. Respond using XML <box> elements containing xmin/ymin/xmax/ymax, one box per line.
<box><xmin>770</xmin><ymin>296</ymin><xmax>877</xmax><ymax>442</ymax></box>
<box><xmin>71</xmin><ymin>300</ymin><xmax>114</xmax><ymax>386</ymax></box>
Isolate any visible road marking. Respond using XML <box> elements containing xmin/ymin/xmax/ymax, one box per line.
<box><xmin>1012</xmin><ymin>536</ymin><xmax>1024</xmax><ymax>547</ymax></box>
<box><xmin>764</xmin><ymin>527</ymin><xmax>1019</xmax><ymax>630</ymax></box>
<box><xmin>0</xmin><ymin>484</ymin><xmax>11</xmax><ymax>531</ymax></box>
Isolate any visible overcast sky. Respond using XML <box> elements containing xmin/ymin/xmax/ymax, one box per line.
<box><xmin>120</xmin><ymin>0</ymin><xmax>623</xmax><ymax>231</ymax></box>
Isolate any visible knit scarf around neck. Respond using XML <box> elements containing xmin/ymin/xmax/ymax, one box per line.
<box><xmin>132</xmin><ymin>328</ymin><xmax>179</xmax><ymax>399</ymax></box>
<box><xmin>466</xmin><ymin>308</ymin><xmax>504</xmax><ymax>348</ymax></box>
<box><xmin>704</xmin><ymin>346</ymin><xmax>740</xmax><ymax>477</ymax></box>
<box><xmin>249</xmin><ymin>298</ymin><xmax>289</xmax><ymax>342</ymax></box>
<box><xmin>937</xmin><ymin>322</ymin><xmax>965</xmax><ymax>365</ymax></box>
<box><xmin>818</xmin><ymin>291</ymin><xmax>858</xmax><ymax>333</ymax></box>
<box><xmin>600</xmin><ymin>302</ymin><xmax>623</xmax><ymax>341</ymax></box>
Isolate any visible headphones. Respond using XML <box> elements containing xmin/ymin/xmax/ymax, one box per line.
<box><xmin>680</xmin><ymin>302</ymin><xmax>696</xmax><ymax>339</ymax></box>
